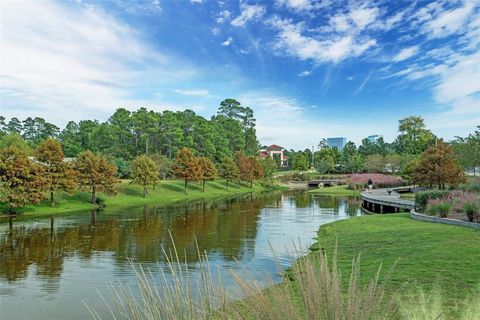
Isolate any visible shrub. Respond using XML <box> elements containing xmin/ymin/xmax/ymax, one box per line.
<box><xmin>95</xmin><ymin>196</ymin><xmax>106</xmax><ymax>208</ymax></box>
<box><xmin>347</xmin><ymin>173</ymin><xmax>404</xmax><ymax>189</ymax></box>
<box><xmin>415</xmin><ymin>190</ymin><xmax>449</xmax><ymax>212</ymax></box>
<box><xmin>461</xmin><ymin>178</ymin><xmax>480</xmax><ymax>193</ymax></box>
<box><xmin>463</xmin><ymin>202</ymin><xmax>479</xmax><ymax>222</ymax></box>
<box><xmin>427</xmin><ymin>201</ymin><xmax>451</xmax><ymax>217</ymax></box>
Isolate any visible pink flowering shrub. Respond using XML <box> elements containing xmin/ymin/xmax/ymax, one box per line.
<box><xmin>347</xmin><ymin>173</ymin><xmax>404</xmax><ymax>189</ymax></box>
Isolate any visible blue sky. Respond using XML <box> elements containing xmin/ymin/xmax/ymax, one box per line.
<box><xmin>1</xmin><ymin>0</ymin><xmax>479</xmax><ymax>149</ymax></box>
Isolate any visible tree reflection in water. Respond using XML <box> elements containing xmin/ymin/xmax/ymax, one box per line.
<box><xmin>0</xmin><ymin>192</ymin><xmax>281</xmax><ymax>282</ymax></box>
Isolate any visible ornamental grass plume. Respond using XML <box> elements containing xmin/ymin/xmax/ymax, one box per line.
<box><xmin>86</xmin><ymin>238</ymin><xmax>396</xmax><ymax>320</ymax></box>
<box><xmin>399</xmin><ymin>286</ymin><xmax>480</xmax><ymax>320</ymax></box>
<box><xmin>348</xmin><ymin>173</ymin><xmax>403</xmax><ymax>189</ymax></box>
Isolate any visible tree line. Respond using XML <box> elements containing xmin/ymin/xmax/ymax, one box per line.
<box><xmin>287</xmin><ymin>116</ymin><xmax>479</xmax><ymax>179</ymax></box>
<box><xmin>0</xmin><ymin>99</ymin><xmax>280</xmax><ymax>214</ymax></box>
<box><xmin>0</xmin><ymin>99</ymin><xmax>259</xmax><ymax>177</ymax></box>
<box><xmin>0</xmin><ymin>136</ymin><xmax>276</xmax><ymax>215</ymax></box>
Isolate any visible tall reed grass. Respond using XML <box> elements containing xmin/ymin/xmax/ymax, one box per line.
<box><xmin>85</xmin><ymin>238</ymin><xmax>479</xmax><ymax>320</ymax></box>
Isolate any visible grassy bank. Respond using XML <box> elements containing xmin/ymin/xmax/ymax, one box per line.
<box><xmin>307</xmin><ymin>185</ymin><xmax>360</xmax><ymax>196</ymax></box>
<box><xmin>0</xmin><ymin>179</ymin><xmax>268</xmax><ymax>219</ymax></box>
<box><xmin>309</xmin><ymin>213</ymin><xmax>480</xmax><ymax>308</ymax></box>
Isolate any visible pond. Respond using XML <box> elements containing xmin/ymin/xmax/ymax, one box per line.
<box><xmin>0</xmin><ymin>191</ymin><xmax>362</xmax><ymax>320</ymax></box>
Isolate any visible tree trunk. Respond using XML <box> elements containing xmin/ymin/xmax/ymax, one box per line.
<box><xmin>143</xmin><ymin>186</ymin><xmax>147</xmax><ymax>198</ymax></box>
<box><xmin>250</xmin><ymin>180</ymin><xmax>253</xmax><ymax>188</ymax></box>
<box><xmin>184</xmin><ymin>180</ymin><xmax>188</xmax><ymax>195</ymax></box>
<box><xmin>226</xmin><ymin>180</ymin><xmax>229</xmax><ymax>190</ymax></box>
<box><xmin>50</xmin><ymin>190</ymin><xmax>55</xmax><ymax>207</ymax></box>
<box><xmin>202</xmin><ymin>180</ymin><xmax>205</xmax><ymax>192</ymax></box>
<box><xmin>91</xmin><ymin>185</ymin><xmax>96</xmax><ymax>204</ymax></box>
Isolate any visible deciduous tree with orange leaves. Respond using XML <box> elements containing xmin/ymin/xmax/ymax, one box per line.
<box><xmin>412</xmin><ymin>140</ymin><xmax>466</xmax><ymax>190</ymax></box>
<box><xmin>237</xmin><ymin>153</ymin><xmax>263</xmax><ymax>188</ymax></box>
<box><xmin>35</xmin><ymin>138</ymin><xmax>77</xmax><ymax>207</ymax></box>
<box><xmin>74</xmin><ymin>151</ymin><xmax>119</xmax><ymax>204</ymax></box>
<box><xmin>198</xmin><ymin>157</ymin><xmax>217</xmax><ymax>192</ymax></box>
<box><xmin>0</xmin><ymin>147</ymin><xmax>46</xmax><ymax>214</ymax></box>
<box><xmin>173</xmin><ymin>147</ymin><xmax>201</xmax><ymax>194</ymax></box>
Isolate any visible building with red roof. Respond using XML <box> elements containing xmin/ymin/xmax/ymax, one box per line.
<box><xmin>259</xmin><ymin>145</ymin><xmax>288</xmax><ymax>167</ymax></box>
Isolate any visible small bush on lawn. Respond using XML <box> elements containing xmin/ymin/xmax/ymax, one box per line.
<box><xmin>95</xmin><ymin>196</ymin><xmax>106</xmax><ymax>208</ymax></box>
<box><xmin>463</xmin><ymin>202</ymin><xmax>479</xmax><ymax>222</ymax></box>
<box><xmin>426</xmin><ymin>200</ymin><xmax>451</xmax><ymax>218</ymax></box>
<box><xmin>461</xmin><ymin>177</ymin><xmax>480</xmax><ymax>193</ymax></box>
<box><xmin>415</xmin><ymin>190</ymin><xmax>450</xmax><ymax>212</ymax></box>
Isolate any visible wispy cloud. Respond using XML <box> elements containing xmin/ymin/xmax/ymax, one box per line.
<box><xmin>353</xmin><ymin>72</ymin><xmax>373</xmax><ymax>96</ymax></box>
<box><xmin>174</xmin><ymin>89</ymin><xmax>210</xmax><ymax>97</ymax></box>
<box><xmin>215</xmin><ymin>10</ymin><xmax>231</xmax><ymax>24</ymax></box>
<box><xmin>275</xmin><ymin>0</ymin><xmax>331</xmax><ymax>12</ymax></box>
<box><xmin>231</xmin><ymin>3</ymin><xmax>266</xmax><ymax>27</ymax></box>
<box><xmin>392</xmin><ymin>45</ymin><xmax>419</xmax><ymax>62</ymax></box>
<box><xmin>298</xmin><ymin>70</ymin><xmax>311</xmax><ymax>77</ymax></box>
<box><xmin>221</xmin><ymin>37</ymin><xmax>233</xmax><ymax>46</ymax></box>
<box><xmin>423</xmin><ymin>2</ymin><xmax>476</xmax><ymax>38</ymax></box>
<box><xmin>267</xmin><ymin>16</ymin><xmax>376</xmax><ymax>64</ymax></box>
<box><xmin>0</xmin><ymin>1</ymin><xmax>196</xmax><ymax>125</ymax></box>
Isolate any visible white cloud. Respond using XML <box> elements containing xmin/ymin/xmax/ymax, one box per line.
<box><xmin>330</xmin><ymin>14</ymin><xmax>350</xmax><ymax>32</ymax></box>
<box><xmin>268</xmin><ymin>16</ymin><xmax>376</xmax><ymax>64</ymax></box>
<box><xmin>173</xmin><ymin>89</ymin><xmax>210</xmax><ymax>97</ymax></box>
<box><xmin>0</xmin><ymin>1</ymin><xmax>196</xmax><ymax>126</ymax></box>
<box><xmin>190</xmin><ymin>0</ymin><xmax>203</xmax><ymax>3</ymax></box>
<box><xmin>424</xmin><ymin>2</ymin><xmax>476</xmax><ymax>38</ymax></box>
<box><xmin>241</xmin><ymin>91</ymin><xmax>396</xmax><ymax>149</ymax></box>
<box><xmin>433</xmin><ymin>51</ymin><xmax>480</xmax><ymax>114</ymax></box>
<box><xmin>276</xmin><ymin>0</ymin><xmax>312</xmax><ymax>12</ymax></box>
<box><xmin>298</xmin><ymin>70</ymin><xmax>311</xmax><ymax>77</ymax></box>
<box><xmin>392</xmin><ymin>45</ymin><xmax>420</xmax><ymax>62</ymax></box>
<box><xmin>215</xmin><ymin>10</ymin><xmax>231</xmax><ymax>23</ymax></box>
<box><xmin>276</xmin><ymin>0</ymin><xmax>331</xmax><ymax>12</ymax></box>
<box><xmin>231</xmin><ymin>4</ymin><xmax>266</xmax><ymax>27</ymax></box>
<box><xmin>221</xmin><ymin>37</ymin><xmax>233</xmax><ymax>46</ymax></box>
<box><xmin>349</xmin><ymin>6</ymin><xmax>379</xmax><ymax>30</ymax></box>
<box><xmin>212</xmin><ymin>27</ymin><xmax>220</xmax><ymax>35</ymax></box>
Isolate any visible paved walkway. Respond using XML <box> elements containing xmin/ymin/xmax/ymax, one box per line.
<box><xmin>361</xmin><ymin>187</ymin><xmax>415</xmax><ymax>211</ymax></box>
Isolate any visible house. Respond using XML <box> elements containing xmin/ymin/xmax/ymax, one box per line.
<box><xmin>259</xmin><ymin>144</ymin><xmax>288</xmax><ymax>167</ymax></box>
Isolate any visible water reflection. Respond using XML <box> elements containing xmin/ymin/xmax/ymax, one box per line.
<box><xmin>0</xmin><ymin>191</ymin><xmax>361</xmax><ymax>320</ymax></box>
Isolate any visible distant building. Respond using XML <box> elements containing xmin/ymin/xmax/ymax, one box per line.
<box><xmin>367</xmin><ymin>135</ymin><xmax>383</xmax><ymax>143</ymax></box>
<box><xmin>259</xmin><ymin>144</ymin><xmax>288</xmax><ymax>167</ymax></box>
<box><xmin>326</xmin><ymin>137</ymin><xmax>347</xmax><ymax>151</ymax></box>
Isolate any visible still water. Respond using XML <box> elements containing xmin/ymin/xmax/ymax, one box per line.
<box><xmin>0</xmin><ymin>191</ymin><xmax>361</xmax><ymax>320</ymax></box>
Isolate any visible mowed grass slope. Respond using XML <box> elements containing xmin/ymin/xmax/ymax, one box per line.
<box><xmin>310</xmin><ymin>213</ymin><xmax>480</xmax><ymax>306</ymax></box>
<box><xmin>308</xmin><ymin>185</ymin><xmax>360</xmax><ymax>196</ymax></box>
<box><xmin>0</xmin><ymin>179</ymin><xmax>265</xmax><ymax>218</ymax></box>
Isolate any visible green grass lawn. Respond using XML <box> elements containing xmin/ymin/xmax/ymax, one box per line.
<box><xmin>307</xmin><ymin>185</ymin><xmax>360</xmax><ymax>196</ymax></box>
<box><xmin>310</xmin><ymin>213</ymin><xmax>480</xmax><ymax>308</ymax></box>
<box><xmin>399</xmin><ymin>192</ymin><xmax>416</xmax><ymax>200</ymax></box>
<box><xmin>0</xmin><ymin>179</ymin><xmax>266</xmax><ymax>219</ymax></box>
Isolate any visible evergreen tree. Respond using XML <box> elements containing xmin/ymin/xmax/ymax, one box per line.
<box><xmin>220</xmin><ymin>157</ymin><xmax>239</xmax><ymax>190</ymax></box>
<box><xmin>260</xmin><ymin>157</ymin><xmax>277</xmax><ymax>186</ymax></box>
<box><xmin>393</xmin><ymin>116</ymin><xmax>435</xmax><ymax>154</ymax></box>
